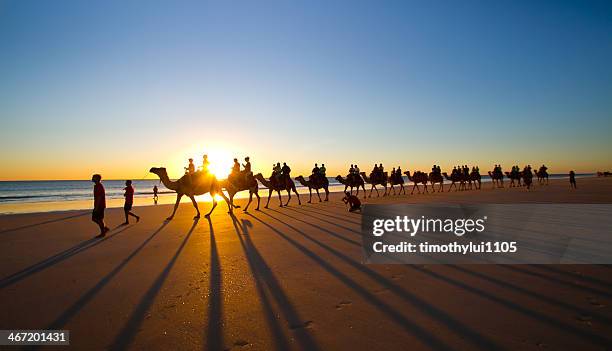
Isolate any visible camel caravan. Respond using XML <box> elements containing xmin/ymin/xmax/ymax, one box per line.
<box><xmin>149</xmin><ymin>155</ymin><xmax>552</xmax><ymax>218</ymax></box>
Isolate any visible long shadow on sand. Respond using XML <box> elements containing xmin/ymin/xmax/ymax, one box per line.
<box><xmin>268</xmin><ymin>209</ymin><xmax>360</xmax><ymax>246</ymax></box>
<box><xmin>0</xmin><ymin>224</ymin><xmax>133</xmax><ymax>289</ymax></box>
<box><xmin>248</xmin><ymin>212</ymin><xmax>468</xmax><ymax>351</ymax></box>
<box><xmin>0</xmin><ymin>211</ymin><xmax>89</xmax><ymax>234</ymax></box>
<box><xmin>110</xmin><ymin>219</ymin><xmax>198</xmax><ymax>350</ymax></box>
<box><xmin>230</xmin><ymin>214</ymin><xmax>316</xmax><ymax>351</ymax></box>
<box><xmin>44</xmin><ymin>222</ymin><xmax>169</xmax><ymax>331</ymax></box>
<box><xmin>264</xmin><ymin>209</ymin><xmax>610</xmax><ymax>345</ymax></box>
<box><xmin>265</xmin><ymin>210</ymin><xmax>611</xmax><ymax>348</ymax></box>
<box><xmin>204</xmin><ymin>217</ymin><xmax>223</xmax><ymax>350</ymax></box>
<box><xmin>283</xmin><ymin>206</ymin><xmax>361</xmax><ymax>236</ymax></box>
<box><xmin>292</xmin><ymin>205</ymin><xmax>360</xmax><ymax>226</ymax></box>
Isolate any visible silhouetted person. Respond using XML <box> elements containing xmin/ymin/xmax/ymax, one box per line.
<box><xmin>569</xmin><ymin>171</ymin><xmax>577</xmax><ymax>189</ymax></box>
<box><xmin>281</xmin><ymin>162</ymin><xmax>291</xmax><ymax>182</ymax></box>
<box><xmin>185</xmin><ymin>158</ymin><xmax>195</xmax><ymax>174</ymax></box>
<box><xmin>201</xmin><ymin>154</ymin><xmax>210</xmax><ymax>173</ymax></box>
<box><xmin>343</xmin><ymin>191</ymin><xmax>362</xmax><ymax>212</ymax></box>
<box><xmin>123</xmin><ymin>180</ymin><xmax>140</xmax><ymax>225</ymax></box>
<box><xmin>91</xmin><ymin>174</ymin><xmax>109</xmax><ymax>237</ymax></box>
<box><xmin>232</xmin><ymin>158</ymin><xmax>240</xmax><ymax>174</ymax></box>
<box><xmin>153</xmin><ymin>185</ymin><xmax>159</xmax><ymax>204</ymax></box>
<box><xmin>243</xmin><ymin>157</ymin><xmax>251</xmax><ymax>173</ymax></box>
<box><xmin>320</xmin><ymin>163</ymin><xmax>326</xmax><ymax>177</ymax></box>
<box><xmin>312</xmin><ymin>163</ymin><xmax>320</xmax><ymax>176</ymax></box>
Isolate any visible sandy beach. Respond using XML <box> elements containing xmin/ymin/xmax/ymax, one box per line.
<box><xmin>1</xmin><ymin>177</ymin><xmax>611</xmax><ymax>350</ymax></box>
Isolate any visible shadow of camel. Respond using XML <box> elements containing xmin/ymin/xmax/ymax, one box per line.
<box><xmin>204</xmin><ymin>216</ymin><xmax>223</xmax><ymax>350</ymax></box>
<box><xmin>230</xmin><ymin>214</ymin><xmax>314</xmax><ymax>351</ymax></box>
<box><xmin>110</xmin><ymin>219</ymin><xmax>199</xmax><ymax>350</ymax></box>
<box><xmin>253</xmin><ymin>211</ymin><xmax>501</xmax><ymax>351</ymax></box>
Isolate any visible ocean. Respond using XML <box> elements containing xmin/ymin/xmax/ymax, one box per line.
<box><xmin>0</xmin><ymin>174</ymin><xmax>593</xmax><ymax>214</ymax></box>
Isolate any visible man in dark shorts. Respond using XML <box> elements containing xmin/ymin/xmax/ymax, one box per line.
<box><xmin>342</xmin><ymin>191</ymin><xmax>362</xmax><ymax>212</ymax></box>
<box><xmin>92</xmin><ymin>174</ymin><xmax>109</xmax><ymax>237</ymax></box>
<box><xmin>123</xmin><ymin>180</ymin><xmax>140</xmax><ymax>225</ymax></box>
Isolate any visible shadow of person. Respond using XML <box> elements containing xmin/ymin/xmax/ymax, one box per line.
<box><xmin>204</xmin><ymin>216</ymin><xmax>223</xmax><ymax>350</ymax></box>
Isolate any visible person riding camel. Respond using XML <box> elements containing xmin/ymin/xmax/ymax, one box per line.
<box><xmin>201</xmin><ymin>154</ymin><xmax>210</xmax><ymax>173</ymax></box>
<box><xmin>396</xmin><ymin>166</ymin><xmax>402</xmax><ymax>180</ymax></box>
<box><xmin>242</xmin><ymin>157</ymin><xmax>252</xmax><ymax>182</ymax></box>
<box><xmin>229</xmin><ymin>158</ymin><xmax>241</xmax><ymax>184</ymax></box>
<box><xmin>281</xmin><ymin>162</ymin><xmax>291</xmax><ymax>184</ymax></box>
<box><xmin>372</xmin><ymin>164</ymin><xmax>379</xmax><ymax>181</ymax></box>
<box><xmin>320</xmin><ymin>164</ymin><xmax>326</xmax><ymax>177</ymax></box>
<box><xmin>185</xmin><ymin>158</ymin><xmax>195</xmax><ymax>175</ymax></box>
<box><xmin>311</xmin><ymin>163</ymin><xmax>321</xmax><ymax>185</ymax></box>
<box><xmin>272</xmin><ymin>162</ymin><xmax>282</xmax><ymax>185</ymax></box>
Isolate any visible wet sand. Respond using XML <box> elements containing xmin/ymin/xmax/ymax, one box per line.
<box><xmin>0</xmin><ymin>177</ymin><xmax>611</xmax><ymax>350</ymax></box>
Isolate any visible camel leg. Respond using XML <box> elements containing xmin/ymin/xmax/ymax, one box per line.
<box><xmin>265</xmin><ymin>189</ymin><xmax>273</xmax><ymax>208</ymax></box>
<box><xmin>218</xmin><ymin>191</ymin><xmax>233</xmax><ymax>214</ymax></box>
<box><xmin>189</xmin><ymin>195</ymin><xmax>200</xmax><ymax>219</ymax></box>
<box><xmin>361</xmin><ymin>184</ymin><xmax>367</xmax><ymax>198</ymax></box>
<box><xmin>166</xmin><ymin>193</ymin><xmax>183</xmax><ymax>220</ymax></box>
<box><xmin>279</xmin><ymin>190</ymin><xmax>284</xmax><ymax>207</ymax></box>
<box><xmin>244</xmin><ymin>192</ymin><xmax>252</xmax><ymax>212</ymax></box>
<box><xmin>368</xmin><ymin>185</ymin><xmax>374</xmax><ymax>198</ymax></box>
<box><xmin>307</xmin><ymin>187</ymin><xmax>313</xmax><ymax>203</ymax></box>
<box><xmin>382</xmin><ymin>185</ymin><xmax>387</xmax><ymax>196</ymax></box>
<box><xmin>294</xmin><ymin>186</ymin><xmax>301</xmax><ymax>205</ymax></box>
<box><xmin>206</xmin><ymin>197</ymin><xmax>217</xmax><ymax>217</ymax></box>
<box><xmin>423</xmin><ymin>183</ymin><xmax>429</xmax><ymax>193</ymax></box>
<box><xmin>411</xmin><ymin>184</ymin><xmax>417</xmax><ymax>195</ymax></box>
<box><xmin>324</xmin><ymin>187</ymin><xmax>329</xmax><ymax>201</ymax></box>
<box><xmin>316</xmin><ymin>188</ymin><xmax>322</xmax><ymax>202</ymax></box>
<box><xmin>401</xmin><ymin>184</ymin><xmax>406</xmax><ymax>195</ymax></box>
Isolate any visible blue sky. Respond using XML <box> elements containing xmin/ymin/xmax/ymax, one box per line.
<box><xmin>1</xmin><ymin>0</ymin><xmax>611</xmax><ymax>179</ymax></box>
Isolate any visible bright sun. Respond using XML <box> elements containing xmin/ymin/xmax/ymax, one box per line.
<box><xmin>205</xmin><ymin>150</ymin><xmax>234</xmax><ymax>179</ymax></box>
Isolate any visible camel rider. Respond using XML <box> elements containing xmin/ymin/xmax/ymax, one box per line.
<box><xmin>348</xmin><ymin>165</ymin><xmax>355</xmax><ymax>181</ymax></box>
<box><xmin>311</xmin><ymin>163</ymin><xmax>320</xmax><ymax>184</ymax></box>
<box><xmin>320</xmin><ymin>164</ymin><xmax>326</xmax><ymax>177</ymax></box>
<box><xmin>281</xmin><ymin>162</ymin><xmax>291</xmax><ymax>183</ymax></box>
<box><xmin>354</xmin><ymin>164</ymin><xmax>360</xmax><ymax>179</ymax></box>
<box><xmin>185</xmin><ymin>158</ymin><xmax>195</xmax><ymax>174</ymax></box>
<box><xmin>201</xmin><ymin>154</ymin><xmax>210</xmax><ymax>173</ymax></box>
<box><xmin>229</xmin><ymin>158</ymin><xmax>240</xmax><ymax>183</ymax></box>
<box><xmin>372</xmin><ymin>164</ymin><xmax>379</xmax><ymax>178</ymax></box>
<box><xmin>272</xmin><ymin>163</ymin><xmax>281</xmax><ymax>183</ymax></box>
<box><xmin>242</xmin><ymin>156</ymin><xmax>251</xmax><ymax>177</ymax></box>
<box><xmin>396</xmin><ymin>166</ymin><xmax>402</xmax><ymax>179</ymax></box>
<box><xmin>232</xmin><ymin>158</ymin><xmax>240</xmax><ymax>174</ymax></box>
<box><xmin>391</xmin><ymin>167</ymin><xmax>396</xmax><ymax>181</ymax></box>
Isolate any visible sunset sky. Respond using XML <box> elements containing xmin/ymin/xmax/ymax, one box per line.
<box><xmin>1</xmin><ymin>0</ymin><xmax>611</xmax><ymax>180</ymax></box>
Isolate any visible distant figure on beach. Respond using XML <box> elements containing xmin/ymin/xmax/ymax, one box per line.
<box><xmin>569</xmin><ymin>171</ymin><xmax>577</xmax><ymax>189</ymax></box>
<box><xmin>201</xmin><ymin>154</ymin><xmax>210</xmax><ymax>173</ymax></box>
<box><xmin>91</xmin><ymin>174</ymin><xmax>109</xmax><ymax>237</ymax></box>
<box><xmin>153</xmin><ymin>185</ymin><xmax>159</xmax><ymax>204</ymax></box>
<box><xmin>123</xmin><ymin>180</ymin><xmax>140</xmax><ymax>225</ymax></box>
<box><xmin>342</xmin><ymin>191</ymin><xmax>362</xmax><ymax>212</ymax></box>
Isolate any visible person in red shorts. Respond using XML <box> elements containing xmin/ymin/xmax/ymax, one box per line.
<box><xmin>123</xmin><ymin>180</ymin><xmax>140</xmax><ymax>225</ymax></box>
<box><xmin>92</xmin><ymin>174</ymin><xmax>109</xmax><ymax>238</ymax></box>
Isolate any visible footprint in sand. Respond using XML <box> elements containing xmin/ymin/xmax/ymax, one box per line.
<box><xmin>587</xmin><ymin>297</ymin><xmax>605</xmax><ymax>308</ymax></box>
<box><xmin>576</xmin><ymin>314</ymin><xmax>593</xmax><ymax>326</ymax></box>
<box><xmin>233</xmin><ymin>339</ymin><xmax>249</xmax><ymax>347</ymax></box>
<box><xmin>335</xmin><ymin>300</ymin><xmax>352</xmax><ymax>310</ymax></box>
<box><xmin>289</xmin><ymin>321</ymin><xmax>314</xmax><ymax>330</ymax></box>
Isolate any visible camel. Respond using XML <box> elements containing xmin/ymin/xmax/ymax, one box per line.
<box><xmin>404</xmin><ymin>171</ymin><xmax>429</xmax><ymax>194</ymax></box>
<box><xmin>429</xmin><ymin>172</ymin><xmax>444</xmax><ymax>192</ymax></box>
<box><xmin>221</xmin><ymin>173</ymin><xmax>260</xmax><ymax>212</ymax></box>
<box><xmin>387</xmin><ymin>172</ymin><xmax>406</xmax><ymax>195</ymax></box>
<box><xmin>254</xmin><ymin>173</ymin><xmax>301</xmax><ymax>208</ymax></box>
<box><xmin>488</xmin><ymin>170</ymin><xmax>504</xmax><ymax>188</ymax></box>
<box><xmin>504</xmin><ymin>171</ymin><xmax>522</xmax><ymax>188</ymax></box>
<box><xmin>360</xmin><ymin>172</ymin><xmax>388</xmax><ymax>197</ymax></box>
<box><xmin>335</xmin><ymin>175</ymin><xmax>367</xmax><ymax>198</ymax></box>
<box><xmin>442</xmin><ymin>172</ymin><xmax>464</xmax><ymax>191</ymax></box>
<box><xmin>295</xmin><ymin>175</ymin><xmax>329</xmax><ymax>203</ymax></box>
<box><xmin>469</xmin><ymin>170</ymin><xmax>482</xmax><ymax>190</ymax></box>
<box><xmin>150</xmin><ymin>167</ymin><xmax>233</xmax><ymax>220</ymax></box>
<box><xmin>535</xmin><ymin>169</ymin><xmax>549</xmax><ymax>185</ymax></box>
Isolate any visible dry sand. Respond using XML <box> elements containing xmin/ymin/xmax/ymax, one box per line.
<box><xmin>0</xmin><ymin>177</ymin><xmax>611</xmax><ymax>350</ymax></box>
